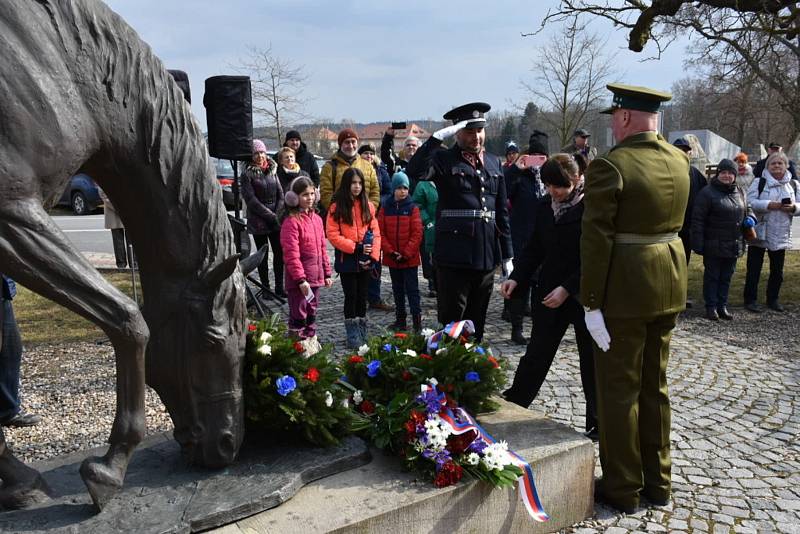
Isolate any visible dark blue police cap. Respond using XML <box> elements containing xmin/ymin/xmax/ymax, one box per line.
<box><xmin>443</xmin><ymin>102</ymin><xmax>491</xmax><ymax>128</ymax></box>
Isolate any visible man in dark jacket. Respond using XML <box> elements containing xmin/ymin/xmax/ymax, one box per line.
<box><xmin>673</xmin><ymin>137</ymin><xmax>708</xmax><ymax>305</ymax></box>
<box><xmin>381</xmin><ymin>128</ymin><xmax>420</xmax><ymax>188</ymax></box>
<box><xmin>406</xmin><ymin>102</ymin><xmax>513</xmax><ymax>342</ymax></box>
<box><xmin>752</xmin><ymin>142</ymin><xmax>798</xmax><ymax>180</ymax></box>
<box><xmin>282</xmin><ymin>130</ymin><xmax>320</xmax><ymax>187</ymax></box>
<box><xmin>1</xmin><ymin>275</ymin><xmax>40</xmax><ymax>427</ymax></box>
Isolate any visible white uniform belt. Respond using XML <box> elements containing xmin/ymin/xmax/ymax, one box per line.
<box><xmin>614</xmin><ymin>232</ymin><xmax>679</xmax><ymax>244</ymax></box>
<box><xmin>439</xmin><ymin>209</ymin><xmax>495</xmax><ymax>220</ymax></box>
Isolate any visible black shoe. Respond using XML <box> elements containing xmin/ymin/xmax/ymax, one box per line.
<box><xmin>511</xmin><ymin>327</ymin><xmax>527</xmax><ymax>345</ymax></box>
<box><xmin>717</xmin><ymin>306</ymin><xmax>733</xmax><ymax>320</ymax></box>
<box><xmin>705</xmin><ymin>308</ymin><xmax>719</xmax><ymax>321</ymax></box>
<box><xmin>412</xmin><ymin>314</ymin><xmax>422</xmax><ymax>333</ymax></box>
<box><xmin>744</xmin><ymin>302</ymin><xmax>762</xmax><ymax>313</ymax></box>
<box><xmin>594</xmin><ymin>481</ymin><xmax>637</xmax><ymax>514</ymax></box>
<box><xmin>583</xmin><ymin>427</ymin><xmax>599</xmax><ymax>442</ymax></box>
<box><xmin>642</xmin><ymin>491</ymin><xmax>670</xmax><ymax>507</ymax></box>
<box><xmin>1</xmin><ymin>411</ymin><xmax>41</xmax><ymax>427</ymax></box>
<box><xmin>768</xmin><ymin>301</ymin><xmax>785</xmax><ymax>312</ymax></box>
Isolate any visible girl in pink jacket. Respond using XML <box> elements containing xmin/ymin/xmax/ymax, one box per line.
<box><xmin>280</xmin><ymin>176</ymin><xmax>332</xmax><ymax>353</ymax></box>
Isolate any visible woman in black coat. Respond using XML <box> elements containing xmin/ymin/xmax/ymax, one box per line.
<box><xmin>500</xmin><ymin>153</ymin><xmax>597</xmax><ymax>437</ymax></box>
<box><xmin>691</xmin><ymin>158</ymin><xmax>753</xmax><ymax>321</ymax></box>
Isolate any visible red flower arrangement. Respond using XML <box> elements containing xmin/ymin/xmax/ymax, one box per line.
<box><xmin>434</xmin><ymin>461</ymin><xmax>464</xmax><ymax>488</ymax></box>
<box><xmin>349</xmin><ymin>355</ymin><xmax>364</xmax><ymax>364</ymax></box>
<box><xmin>293</xmin><ymin>341</ymin><xmax>304</xmax><ymax>353</ymax></box>
<box><xmin>393</xmin><ymin>332</ymin><xmax>408</xmax><ymax>339</ymax></box>
<box><xmin>248</xmin><ymin>324</ymin><xmax>257</xmax><ymax>332</ymax></box>
<box><xmin>360</xmin><ymin>399</ymin><xmax>375</xmax><ymax>415</ymax></box>
<box><xmin>488</xmin><ymin>356</ymin><xmax>500</xmax><ymax>369</ymax></box>
<box><xmin>420</xmin><ymin>353</ymin><xmax>433</xmax><ymax>361</ymax></box>
<box><xmin>304</xmin><ymin>367</ymin><xmax>320</xmax><ymax>383</ymax></box>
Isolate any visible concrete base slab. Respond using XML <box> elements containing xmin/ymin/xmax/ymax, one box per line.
<box><xmin>217</xmin><ymin>399</ymin><xmax>594</xmax><ymax>534</ymax></box>
<box><xmin>0</xmin><ymin>433</ymin><xmax>370</xmax><ymax>533</ymax></box>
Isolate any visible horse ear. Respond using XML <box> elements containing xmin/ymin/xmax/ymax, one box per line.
<box><xmin>201</xmin><ymin>254</ymin><xmax>240</xmax><ymax>288</ymax></box>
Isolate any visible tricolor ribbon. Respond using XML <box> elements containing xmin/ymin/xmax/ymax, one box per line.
<box><xmin>438</xmin><ymin>404</ymin><xmax>549</xmax><ymax>523</ymax></box>
<box><xmin>426</xmin><ymin>320</ymin><xmax>475</xmax><ymax>350</ymax></box>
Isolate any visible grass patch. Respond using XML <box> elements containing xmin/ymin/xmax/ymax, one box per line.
<box><xmin>687</xmin><ymin>250</ymin><xmax>799</xmax><ymax>305</ymax></box>
<box><xmin>12</xmin><ymin>272</ymin><xmax>141</xmax><ymax>345</ymax></box>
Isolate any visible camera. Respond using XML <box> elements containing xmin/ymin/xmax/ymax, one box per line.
<box><xmin>782</xmin><ymin>197</ymin><xmax>792</xmax><ymax>205</ymax></box>
<box><xmin>391</xmin><ymin>121</ymin><xmax>407</xmax><ymax>130</ymax></box>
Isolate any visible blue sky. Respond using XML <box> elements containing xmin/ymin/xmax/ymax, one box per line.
<box><xmin>106</xmin><ymin>0</ymin><xmax>691</xmax><ymax>127</ymax></box>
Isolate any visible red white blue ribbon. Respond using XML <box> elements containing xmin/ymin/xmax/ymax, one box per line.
<box><xmin>437</xmin><ymin>405</ymin><xmax>549</xmax><ymax>522</ymax></box>
<box><xmin>426</xmin><ymin>320</ymin><xmax>475</xmax><ymax>350</ymax></box>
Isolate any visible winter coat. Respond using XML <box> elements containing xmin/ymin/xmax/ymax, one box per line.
<box><xmin>411</xmin><ymin>180</ymin><xmax>438</xmax><ymax>254</ymax></box>
<box><xmin>511</xmin><ymin>197</ymin><xmax>583</xmax><ymax>301</ymax></box>
<box><xmin>753</xmin><ymin>156</ymin><xmax>798</xmax><ymax>181</ymax></box>
<box><xmin>376</xmin><ymin>163</ymin><xmax>392</xmax><ymax>207</ymax></box>
<box><xmin>679</xmin><ymin>165</ymin><xmax>708</xmax><ymax>239</ymax></box>
<box><xmin>280</xmin><ymin>210</ymin><xmax>331</xmax><ymax>288</ymax></box>
<box><xmin>319</xmin><ymin>153</ymin><xmax>380</xmax><ymax>210</ymax></box>
<box><xmin>690</xmin><ymin>177</ymin><xmax>751</xmax><ymax>258</ymax></box>
<box><xmin>747</xmin><ymin>171</ymin><xmax>800</xmax><ymax>251</ymax></box>
<box><xmin>504</xmin><ymin>162</ymin><xmax>545</xmax><ymax>257</ymax></box>
<box><xmin>276</xmin><ymin>165</ymin><xmax>309</xmax><ymax>194</ymax></box>
<box><xmin>380</xmin><ymin>133</ymin><xmax>412</xmax><ymax>187</ymax></box>
<box><xmin>280</xmin><ymin>141</ymin><xmax>320</xmax><ymax>187</ymax></box>
<box><xmin>560</xmin><ymin>141</ymin><xmax>597</xmax><ymax>161</ymax></box>
<box><xmin>737</xmin><ymin>164</ymin><xmax>755</xmax><ymax>193</ymax></box>
<box><xmin>378</xmin><ymin>196</ymin><xmax>423</xmax><ymax>269</ymax></box>
<box><xmin>242</xmin><ymin>159</ymin><xmax>284</xmax><ymax>235</ymax></box>
<box><xmin>326</xmin><ymin>200</ymin><xmax>381</xmax><ymax>272</ymax></box>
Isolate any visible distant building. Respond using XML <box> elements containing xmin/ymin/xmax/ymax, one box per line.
<box><xmin>302</xmin><ymin>127</ymin><xmax>339</xmax><ymax>157</ymax></box>
<box><xmin>358</xmin><ymin>123</ymin><xmax>430</xmax><ymax>152</ymax></box>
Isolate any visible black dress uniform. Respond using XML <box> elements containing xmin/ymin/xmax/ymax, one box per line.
<box><xmin>407</xmin><ymin>102</ymin><xmax>512</xmax><ymax>341</ymax></box>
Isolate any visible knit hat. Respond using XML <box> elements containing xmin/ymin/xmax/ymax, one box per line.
<box><xmin>673</xmin><ymin>137</ymin><xmax>691</xmax><ymax>152</ymax></box>
<box><xmin>358</xmin><ymin>143</ymin><xmax>376</xmax><ymax>155</ymax></box>
<box><xmin>528</xmin><ymin>130</ymin><xmax>549</xmax><ymax>156</ymax></box>
<box><xmin>505</xmin><ymin>141</ymin><xmax>519</xmax><ymax>155</ymax></box>
<box><xmin>284</xmin><ymin>130</ymin><xmax>301</xmax><ymax>142</ymax></box>
<box><xmin>252</xmin><ymin>139</ymin><xmax>267</xmax><ymax>154</ymax></box>
<box><xmin>391</xmin><ymin>171</ymin><xmax>410</xmax><ymax>191</ymax></box>
<box><xmin>734</xmin><ymin>152</ymin><xmax>749</xmax><ymax>164</ymax></box>
<box><xmin>716</xmin><ymin>159</ymin><xmax>737</xmax><ymax>176</ymax></box>
<box><xmin>338</xmin><ymin>128</ymin><xmax>359</xmax><ymax>146</ymax></box>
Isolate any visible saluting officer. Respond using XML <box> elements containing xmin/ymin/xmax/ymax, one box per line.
<box><xmin>406</xmin><ymin>103</ymin><xmax>513</xmax><ymax>341</ymax></box>
<box><xmin>580</xmin><ymin>84</ymin><xmax>690</xmax><ymax>514</ymax></box>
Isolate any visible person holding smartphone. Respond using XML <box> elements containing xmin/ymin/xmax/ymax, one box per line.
<box><xmin>743</xmin><ymin>151</ymin><xmax>800</xmax><ymax>312</ymax></box>
<box><xmin>380</xmin><ymin>122</ymin><xmax>419</xmax><ymax>187</ymax></box>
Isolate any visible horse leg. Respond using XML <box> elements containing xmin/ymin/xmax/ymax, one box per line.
<box><xmin>0</xmin><ymin>198</ymin><xmax>148</xmax><ymax>510</ymax></box>
<box><xmin>0</xmin><ymin>428</ymin><xmax>51</xmax><ymax>509</ymax></box>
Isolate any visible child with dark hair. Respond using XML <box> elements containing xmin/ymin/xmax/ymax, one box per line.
<box><xmin>280</xmin><ymin>176</ymin><xmax>332</xmax><ymax>355</ymax></box>
<box><xmin>326</xmin><ymin>168</ymin><xmax>381</xmax><ymax>348</ymax></box>
<box><xmin>378</xmin><ymin>172</ymin><xmax>424</xmax><ymax>332</ymax></box>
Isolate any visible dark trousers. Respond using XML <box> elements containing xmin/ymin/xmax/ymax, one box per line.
<box><xmin>436</xmin><ymin>267</ymin><xmax>494</xmax><ymax>341</ymax></box>
<box><xmin>340</xmin><ymin>270</ymin><xmax>371</xmax><ymax>318</ymax></box>
<box><xmin>253</xmin><ymin>231</ymin><xmax>283</xmax><ymax>292</ymax></box>
<box><xmin>702</xmin><ymin>256</ymin><xmax>737</xmax><ymax>309</ymax></box>
<box><xmin>367</xmin><ymin>264</ymin><xmax>382</xmax><ymax>303</ymax></box>
<box><xmin>0</xmin><ymin>300</ymin><xmax>22</xmax><ymax>421</ymax></box>
<box><xmin>389</xmin><ymin>267</ymin><xmax>421</xmax><ymax>316</ymax></box>
<box><xmin>420</xmin><ymin>238</ymin><xmax>436</xmax><ymax>292</ymax></box>
<box><xmin>505</xmin><ymin>297</ymin><xmax>597</xmax><ymax>431</ymax></box>
<box><xmin>743</xmin><ymin>245</ymin><xmax>785</xmax><ymax>304</ymax></box>
<box><xmin>508</xmin><ymin>278</ymin><xmax>535</xmax><ymax>328</ymax></box>
<box><xmin>111</xmin><ymin>228</ymin><xmax>130</xmax><ymax>268</ymax></box>
<box><xmin>595</xmin><ymin>312</ymin><xmax>678</xmax><ymax>507</ymax></box>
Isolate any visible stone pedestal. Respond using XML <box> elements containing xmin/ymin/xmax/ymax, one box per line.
<box><xmin>215</xmin><ymin>399</ymin><xmax>595</xmax><ymax>534</ymax></box>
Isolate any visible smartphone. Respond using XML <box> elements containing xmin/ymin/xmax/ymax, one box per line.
<box><xmin>782</xmin><ymin>197</ymin><xmax>792</xmax><ymax>205</ymax></box>
<box><xmin>518</xmin><ymin>154</ymin><xmax>547</xmax><ymax>168</ymax></box>
<box><xmin>391</xmin><ymin>121</ymin><xmax>407</xmax><ymax>130</ymax></box>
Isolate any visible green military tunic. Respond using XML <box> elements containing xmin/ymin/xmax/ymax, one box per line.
<box><xmin>580</xmin><ymin>130</ymin><xmax>690</xmax><ymax>509</ymax></box>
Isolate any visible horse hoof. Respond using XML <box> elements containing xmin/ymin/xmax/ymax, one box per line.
<box><xmin>0</xmin><ymin>473</ymin><xmax>51</xmax><ymax>510</ymax></box>
<box><xmin>79</xmin><ymin>456</ymin><xmax>123</xmax><ymax>511</ymax></box>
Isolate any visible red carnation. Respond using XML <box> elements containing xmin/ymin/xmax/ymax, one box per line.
<box><xmin>420</xmin><ymin>353</ymin><xmax>433</xmax><ymax>361</ymax></box>
<box><xmin>294</xmin><ymin>341</ymin><xmax>304</xmax><ymax>353</ymax></box>
<box><xmin>409</xmin><ymin>409</ymin><xmax>425</xmax><ymax>425</ymax></box>
<box><xmin>488</xmin><ymin>356</ymin><xmax>500</xmax><ymax>369</ymax></box>
<box><xmin>401</xmin><ymin>370</ymin><xmax>413</xmax><ymax>381</ymax></box>
<box><xmin>348</xmin><ymin>355</ymin><xmax>364</xmax><ymax>364</ymax></box>
<box><xmin>247</xmin><ymin>324</ymin><xmax>257</xmax><ymax>332</ymax></box>
<box><xmin>394</xmin><ymin>332</ymin><xmax>408</xmax><ymax>339</ymax></box>
<box><xmin>360</xmin><ymin>399</ymin><xmax>375</xmax><ymax>414</ymax></box>
<box><xmin>304</xmin><ymin>367</ymin><xmax>320</xmax><ymax>383</ymax></box>
<box><xmin>447</xmin><ymin>430</ymin><xmax>477</xmax><ymax>455</ymax></box>
<box><xmin>434</xmin><ymin>461</ymin><xmax>463</xmax><ymax>488</ymax></box>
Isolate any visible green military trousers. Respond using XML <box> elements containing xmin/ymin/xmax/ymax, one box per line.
<box><xmin>594</xmin><ymin>312</ymin><xmax>679</xmax><ymax>508</ymax></box>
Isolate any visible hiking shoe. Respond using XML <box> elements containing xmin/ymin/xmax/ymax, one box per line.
<box><xmin>744</xmin><ymin>302</ymin><xmax>762</xmax><ymax>313</ymax></box>
<box><xmin>767</xmin><ymin>301</ymin><xmax>785</xmax><ymax>312</ymax></box>
<box><xmin>1</xmin><ymin>412</ymin><xmax>41</xmax><ymax>427</ymax></box>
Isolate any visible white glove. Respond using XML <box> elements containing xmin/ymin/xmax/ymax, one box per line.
<box><xmin>502</xmin><ymin>259</ymin><xmax>514</xmax><ymax>278</ymax></box>
<box><xmin>584</xmin><ymin>309</ymin><xmax>610</xmax><ymax>352</ymax></box>
<box><xmin>433</xmin><ymin>119</ymin><xmax>471</xmax><ymax>141</ymax></box>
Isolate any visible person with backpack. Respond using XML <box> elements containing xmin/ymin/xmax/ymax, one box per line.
<box><xmin>378</xmin><ymin>172</ymin><xmax>424</xmax><ymax>332</ymax></box>
<box><xmin>319</xmin><ymin>129</ymin><xmax>380</xmax><ymax>213</ymax></box>
<box><xmin>326</xmin><ymin>168</ymin><xmax>382</xmax><ymax>348</ymax></box>
<box><xmin>743</xmin><ymin>151</ymin><xmax>800</xmax><ymax>312</ymax></box>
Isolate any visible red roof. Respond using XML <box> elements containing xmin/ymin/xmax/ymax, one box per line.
<box><xmin>358</xmin><ymin>123</ymin><xmax>429</xmax><ymax>140</ymax></box>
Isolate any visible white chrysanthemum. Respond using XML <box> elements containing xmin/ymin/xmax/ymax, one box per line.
<box><xmin>324</xmin><ymin>391</ymin><xmax>333</xmax><ymax>407</ymax></box>
<box><xmin>421</xmin><ymin>328</ymin><xmax>435</xmax><ymax>338</ymax></box>
<box><xmin>464</xmin><ymin>342</ymin><xmax>474</xmax><ymax>350</ymax></box>
<box><xmin>436</xmin><ymin>348</ymin><xmax>447</xmax><ymax>355</ymax></box>
<box><xmin>353</xmin><ymin>390</ymin><xmax>363</xmax><ymax>404</ymax></box>
<box><xmin>427</xmin><ymin>377</ymin><xmax>438</xmax><ymax>386</ymax></box>
<box><xmin>357</xmin><ymin>344</ymin><xmax>370</xmax><ymax>356</ymax></box>
<box><xmin>466</xmin><ymin>452</ymin><xmax>480</xmax><ymax>466</ymax></box>
<box><xmin>259</xmin><ymin>331</ymin><xmax>272</xmax><ymax>343</ymax></box>
<box><xmin>341</xmin><ymin>398</ymin><xmax>349</xmax><ymax>409</ymax></box>
<box><xmin>257</xmin><ymin>344</ymin><xmax>272</xmax><ymax>355</ymax></box>
<box><xmin>404</xmin><ymin>348</ymin><xmax>417</xmax><ymax>357</ymax></box>
<box><xmin>424</xmin><ymin>418</ymin><xmax>440</xmax><ymax>433</ymax></box>
<box><xmin>482</xmin><ymin>442</ymin><xmax>513</xmax><ymax>470</ymax></box>
<box><xmin>420</xmin><ymin>384</ymin><xmax>429</xmax><ymax>393</ymax></box>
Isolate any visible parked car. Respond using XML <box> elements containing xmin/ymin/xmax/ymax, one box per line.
<box><xmin>212</xmin><ymin>157</ymin><xmax>238</xmax><ymax>210</ymax></box>
<box><xmin>57</xmin><ymin>173</ymin><xmax>102</xmax><ymax>215</ymax></box>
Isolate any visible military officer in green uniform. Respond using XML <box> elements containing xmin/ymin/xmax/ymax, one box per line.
<box><xmin>580</xmin><ymin>84</ymin><xmax>690</xmax><ymax>513</ymax></box>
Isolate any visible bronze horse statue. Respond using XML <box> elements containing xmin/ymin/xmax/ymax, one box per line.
<box><xmin>0</xmin><ymin>0</ymin><xmax>247</xmax><ymax>510</ymax></box>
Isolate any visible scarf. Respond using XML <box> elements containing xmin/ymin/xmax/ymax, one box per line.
<box><xmin>283</xmin><ymin>162</ymin><xmax>300</xmax><ymax>173</ymax></box>
<box><xmin>337</xmin><ymin>150</ymin><xmax>357</xmax><ymax>165</ymax></box>
<box><xmin>763</xmin><ymin>168</ymin><xmax>791</xmax><ymax>186</ymax></box>
<box><xmin>461</xmin><ymin>149</ymin><xmax>485</xmax><ymax>169</ymax></box>
<box><xmin>551</xmin><ymin>178</ymin><xmax>584</xmax><ymax>221</ymax></box>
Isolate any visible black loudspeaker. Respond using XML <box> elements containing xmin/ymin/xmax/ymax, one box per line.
<box><xmin>167</xmin><ymin>69</ymin><xmax>191</xmax><ymax>103</ymax></box>
<box><xmin>204</xmin><ymin>76</ymin><xmax>253</xmax><ymax>161</ymax></box>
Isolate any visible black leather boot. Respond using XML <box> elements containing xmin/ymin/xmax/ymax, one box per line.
<box><xmin>391</xmin><ymin>314</ymin><xmax>407</xmax><ymax>331</ymax></box>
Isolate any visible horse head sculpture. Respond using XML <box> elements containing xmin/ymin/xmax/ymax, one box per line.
<box><xmin>0</xmin><ymin>0</ymin><xmax>246</xmax><ymax>509</ymax></box>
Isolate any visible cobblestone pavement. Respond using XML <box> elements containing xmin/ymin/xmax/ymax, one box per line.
<box><xmin>12</xmin><ymin>252</ymin><xmax>800</xmax><ymax>532</ymax></box>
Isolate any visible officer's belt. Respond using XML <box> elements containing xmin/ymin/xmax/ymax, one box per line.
<box><xmin>614</xmin><ymin>232</ymin><xmax>679</xmax><ymax>245</ymax></box>
<box><xmin>439</xmin><ymin>209</ymin><xmax>495</xmax><ymax>221</ymax></box>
